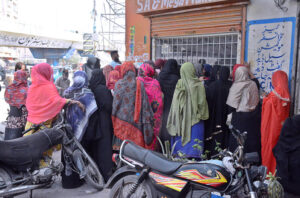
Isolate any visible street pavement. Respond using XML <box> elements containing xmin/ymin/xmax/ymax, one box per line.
<box><xmin>0</xmin><ymin>84</ymin><xmax>111</xmax><ymax>198</ymax></box>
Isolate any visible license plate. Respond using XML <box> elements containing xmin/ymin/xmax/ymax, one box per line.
<box><xmin>211</xmin><ymin>195</ymin><xmax>224</xmax><ymax>198</ymax></box>
<box><xmin>211</xmin><ymin>192</ymin><xmax>230</xmax><ymax>198</ymax></box>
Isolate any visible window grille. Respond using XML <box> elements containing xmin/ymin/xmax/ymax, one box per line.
<box><xmin>153</xmin><ymin>33</ymin><xmax>240</xmax><ymax>67</ymax></box>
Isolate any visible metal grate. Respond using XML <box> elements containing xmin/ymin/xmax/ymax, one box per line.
<box><xmin>153</xmin><ymin>33</ymin><xmax>240</xmax><ymax>67</ymax></box>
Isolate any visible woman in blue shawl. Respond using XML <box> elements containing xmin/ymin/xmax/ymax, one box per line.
<box><xmin>61</xmin><ymin>71</ymin><xmax>98</xmax><ymax>189</ymax></box>
<box><xmin>64</xmin><ymin>71</ymin><xmax>98</xmax><ymax>141</ymax></box>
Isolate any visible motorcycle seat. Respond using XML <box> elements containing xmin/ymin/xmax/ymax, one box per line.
<box><xmin>123</xmin><ymin>141</ymin><xmax>182</xmax><ymax>174</ymax></box>
<box><xmin>0</xmin><ymin>128</ymin><xmax>63</xmax><ymax>171</ymax></box>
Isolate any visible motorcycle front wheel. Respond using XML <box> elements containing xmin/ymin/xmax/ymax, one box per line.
<box><xmin>72</xmin><ymin>148</ymin><xmax>104</xmax><ymax>190</ymax></box>
<box><xmin>110</xmin><ymin>175</ymin><xmax>153</xmax><ymax>198</ymax></box>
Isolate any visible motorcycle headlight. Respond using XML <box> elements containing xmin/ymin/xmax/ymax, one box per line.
<box><xmin>259</xmin><ymin>166</ymin><xmax>267</xmax><ymax>181</ymax></box>
<box><xmin>250</xmin><ymin>165</ymin><xmax>267</xmax><ymax>181</ymax></box>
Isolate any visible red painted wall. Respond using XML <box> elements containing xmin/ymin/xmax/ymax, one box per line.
<box><xmin>126</xmin><ymin>0</ymin><xmax>151</xmax><ymax>62</ymax></box>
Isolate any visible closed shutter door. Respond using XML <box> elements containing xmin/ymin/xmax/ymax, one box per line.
<box><xmin>151</xmin><ymin>6</ymin><xmax>243</xmax><ymax>37</ymax></box>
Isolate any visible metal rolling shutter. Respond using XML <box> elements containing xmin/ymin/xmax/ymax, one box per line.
<box><xmin>151</xmin><ymin>6</ymin><xmax>243</xmax><ymax>37</ymax></box>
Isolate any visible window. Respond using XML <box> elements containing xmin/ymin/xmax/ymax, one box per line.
<box><xmin>153</xmin><ymin>33</ymin><xmax>239</xmax><ymax>67</ymax></box>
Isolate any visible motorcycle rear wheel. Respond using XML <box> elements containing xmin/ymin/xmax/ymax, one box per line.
<box><xmin>110</xmin><ymin>175</ymin><xmax>152</xmax><ymax>198</ymax></box>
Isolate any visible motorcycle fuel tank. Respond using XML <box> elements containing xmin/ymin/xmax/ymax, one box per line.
<box><xmin>174</xmin><ymin>160</ymin><xmax>232</xmax><ymax>192</ymax></box>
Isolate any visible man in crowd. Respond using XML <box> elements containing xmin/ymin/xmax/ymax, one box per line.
<box><xmin>55</xmin><ymin>69</ymin><xmax>70</xmax><ymax>96</ymax></box>
<box><xmin>110</xmin><ymin>51</ymin><xmax>121</xmax><ymax>68</ymax></box>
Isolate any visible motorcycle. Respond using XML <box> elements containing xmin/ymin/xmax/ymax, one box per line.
<box><xmin>106</xmin><ymin>126</ymin><xmax>277</xmax><ymax>198</ymax></box>
<box><xmin>0</xmin><ymin>109</ymin><xmax>104</xmax><ymax>198</ymax></box>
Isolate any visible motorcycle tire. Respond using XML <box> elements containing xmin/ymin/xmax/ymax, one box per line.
<box><xmin>109</xmin><ymin>175</ymin><xmax>153</xmax><ymax>198</ymax></box>
<box><xmin>74</xmin><ymin>148</ymin><xmax>104</xmax><ymax>190</ymax></box>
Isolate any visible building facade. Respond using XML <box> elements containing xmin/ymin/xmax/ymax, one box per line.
<box><xmin>126</xmin><ymin>0</ymin><xmax>300</xmax><ymax>114</ymax></box>
<box><xmin>0</xmin><ymin>0</ymin><xmax>18</xmax><ymax>21</ymax></box>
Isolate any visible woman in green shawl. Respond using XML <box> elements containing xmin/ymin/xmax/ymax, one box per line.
<box><xmin>167</xmin><ymin>62</ymin><xmax>209</xmax><ymax>158</ymax></box>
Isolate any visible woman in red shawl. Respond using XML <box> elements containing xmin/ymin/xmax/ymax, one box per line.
<box><xmin>261</xmin><ymin>70</ymin><xmax>290</xmax><ymax>174</ymax></box>
<box><xmin>137</xmin><ymin>63</ymin><xmax>163</xmax><ymax>150</ymax></box>
<box><xmin>103</xmin><ymin>65</ymin><xmax>113</xmax><ymax>84</ymax></box>
<box><xmin>112</xmin><ymin>62</ymin><xmax>154</xmax><ymax>149</ymax></box>
<box><xmin>25</xmin><ymin>63</ymin><xmax>82</xmax><ymax>167</ymax></box>
<box><xmin>4</xmin><ymin>70</ymin><xmax>28</xmax><ymax>140</ymax></box>
<box><xmin>107</xmin><ymin>70</ymin><xmax>121</xmax><ymax>91</ymax></box>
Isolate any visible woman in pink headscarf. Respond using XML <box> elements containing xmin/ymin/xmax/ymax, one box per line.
<box><xmin>137</xmin><ymin>63</ymin><xmax>164</xmax><ymax>150</ymax></box>
<box><xmin>25</xmin><ymin>63</ymin><xmax>83</xmax><ymax>167</ymax></box>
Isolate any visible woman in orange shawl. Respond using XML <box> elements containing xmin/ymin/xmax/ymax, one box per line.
<box><xmin>261</xmin><ymin>70</ymin><xmax>290</xmax><ymax>174</ymax></box>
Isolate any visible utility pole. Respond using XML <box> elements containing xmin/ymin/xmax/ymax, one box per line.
<box><xmin>93</xmin><ymin>0</ymin><xmax>96</xmax><ymax>34</ymax></box>
<box><xmin>93</xmin><ymin>0</ymin><xmax>97</xmax><ymax>56</ymax></box>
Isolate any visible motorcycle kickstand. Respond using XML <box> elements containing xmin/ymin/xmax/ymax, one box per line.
<box><xmin>126</xmin><ymin>168</ymin><xmax>150</xmax><ymax>198</ymax></box>
<box><xmin>29</xmin><ymin>189</ymin><xmax>33</xmax><ymax>198</ymax></box>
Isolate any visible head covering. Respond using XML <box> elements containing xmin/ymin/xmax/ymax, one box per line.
<box><xmin>89</xmin><ymin>69</ymin><xmax>106</xmax><ymax>90</ymax></box>
<box><xmin>64</xmin><ymin>71</ymin><xmax>98</xmax><ymax>141</ymax></box>
<box><xmin>261</xmin><ymin>70</ymin><xmax>290</xmax><ymax>174</ymax></box>
<box><xmin>115</xmin><ymin>65</ymin><xmax>122</xmax><ymax>74</ymax></box>
<box><xmin>112</xmin><ymin>62</ymin><xmax>154</xmax><ymax>147</ymax></box>
<box><xmin>220</xmin><ymin>66</ymin><xmax>230</xmax><ymax>81</ymax></box>
<box><xmin>203</xmin><ymin>64</ymin><xmax>212</xmax><ymax>78</ymax></box>
<box><xmin>272</xmin><ymin>70</ymin><xmax>290</xmax><ymax>101</ymax></box>
<box><xmin>211</xmin><ymin>65</ymin><xmax>221</xmax><ymax>81</ymax></box>
<box><xmin>103</xmin><ymin>65</ymin><xmax>113</xmax><ymax>84</ymax></box>
<box><xmin>167</xmin><ymin>62</ymin><xmax>209</xmax><ymax>146</ymax></box>
<box><xmin>87</xmin><ymin>57</ymin><xmax>100</xmax><ymax>69</ymax></box>
<box><xmin>137</xmin><ymin>63</ymin><xmax>164</xmax><ymax>150</ymax></box>
<box><xmin>154</xmin><ymin>59</ymin><xmax>166</xmax><ymax>69</ymax></box>
<box><xmin>64</xmin><ymin>71</ymin><xmax>88</xmax><ymax>98</ymax></box>
<box><xmin>5</xmin><ymin>70</ymin><xmax>28</xmax><ymax>108</ymax></box>
<box><xmin>232</xmin><ymin>64</ymin><xmax>245</xmax><ymax>81</ymax></box>
<box><xmin>158</xmin><ymin>59</ymin><xmax>180</xmax><ymax>84</ymax></box>
<box><xmin>226</xmin><ymin>66</ymin><xmax>259</xmax><ymax>112</ymax></box>
<box><xmin>194</xmin><ymin>59</ymin><xmax>206</xmax><ymax>78</ymax></box>
<box><xmin>121</xmin><ymin>61</ymin><xmax>136</xmax><ymax>77</ymax></box>
<box><xmin>82</xmin><ymin>57</ymin><xmax>100</xmax><ymax>81</ymax></box>
<box><xmin>26</xmin><ymin>63</ymin><xmax>66</xmax><ymax>124</ymax></box>
<box><xmin>107</xmin><ymin>70</ymin><xmax>121</xmax><ymax>90</ymax></box>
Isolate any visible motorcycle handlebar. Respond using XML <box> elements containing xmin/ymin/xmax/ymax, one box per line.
<box><xmin>228</xmin><ymin>125</ymin><xmax>247</xmax><ymax>147</ymax></box>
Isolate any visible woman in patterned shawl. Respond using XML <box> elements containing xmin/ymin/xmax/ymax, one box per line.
<box><xmin>137</xmin><ymin>63</ymin><xmax>163</xmax><ymax>150</ymax></box>
<box><xmin>112</xmin><ymin>62</ymin><xmax>154</xmax><ymax>149</ymax></box>
<box><xmin>4</xmin><ymin>70</ymin><xmax>28</xmax><ymax>140</ymax></box>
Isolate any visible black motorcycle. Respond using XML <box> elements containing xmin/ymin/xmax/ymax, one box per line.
<box><xmin>0</xmin><ymin>110</ymin><xmax>104</xmax><ymax>198</ymax></box>
<box><xmin>106</xmin><ymin>126</ymin><xmax>276</xmax><ymax>198</ymax></box>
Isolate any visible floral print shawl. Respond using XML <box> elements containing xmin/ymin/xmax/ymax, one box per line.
<box><xmin>137</xmin><ymin>63</ymin><xmax>163</xmax><ymax>150</ymax></box>
<box><xmin>112</xmin><ymin>62</ymin><xmax>154</xmax><ymax>147</ymax></box>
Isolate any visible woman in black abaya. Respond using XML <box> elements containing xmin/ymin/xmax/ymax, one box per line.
<box><xmin>87</xmin><ymin>69</ymin><xmax>114</xmax><ymax>182</ymax></box>
<box><xmin>158</xmin><ymin>59</ymin><xmax>180</xmax><ymax>144</ymax></box>
<box><xmin>273</xmin><ymin>115</ymin><xmax>300</xmax><ymax>196</ymax></box>
<box><xmin>205</xmin><ymin>67</ymin><xmax>232</xmax><ymax>156</ymax></box>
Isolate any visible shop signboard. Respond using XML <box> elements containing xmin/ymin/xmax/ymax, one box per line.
<box><xmin>136</xmin><ymin>0</ymin><xmax>230</xmax><ymax>13</ymax></box>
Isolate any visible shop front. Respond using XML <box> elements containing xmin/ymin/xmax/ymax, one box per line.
<box><xmin>127</xmin><ymin>0</ymin><xmax>249</xmax><ymax>67</ymax></box>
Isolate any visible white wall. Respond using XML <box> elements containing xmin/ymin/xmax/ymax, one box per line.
<box><xmin>247</xmin><ymin>0</ymin><xmax>298</xmax><ymax>20</ymax></box>
<box><xmin>246</xmin><ymin>0</ymin><xmax>299</xmax><ymax>94</ymax></box>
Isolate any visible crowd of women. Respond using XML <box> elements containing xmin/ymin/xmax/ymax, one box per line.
<box><xmin>2</xmin><ymin>58</ymin><xmax>300</xmax><ymax>195</ymax></box>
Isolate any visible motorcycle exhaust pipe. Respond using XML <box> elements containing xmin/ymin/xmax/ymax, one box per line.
<box><xmin>0</xmin><ymin>184</ymin><xmax>43</xmax><ymax>197</ymax></box>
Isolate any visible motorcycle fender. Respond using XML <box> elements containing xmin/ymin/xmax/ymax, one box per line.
<box><xmin>105</xmin><ymin>166</ymin><xmax>138</xmax><ymax>189</ymax></box>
